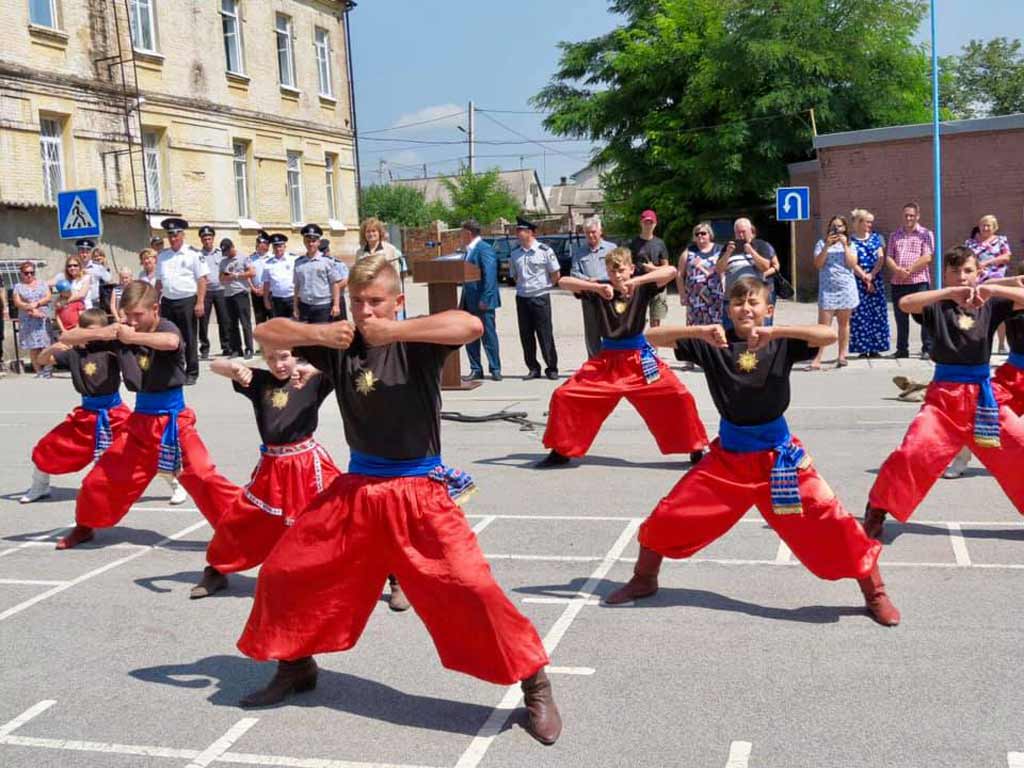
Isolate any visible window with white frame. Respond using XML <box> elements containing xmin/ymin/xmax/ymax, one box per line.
<box><xmin>314</xmin><ymin>27</ymin><xmax>333</xmax><ymax>98</ymax></box>
<box><xmin>29</xmin><ymin>0</ymin><xmax>58</xmax><ymax>28</ymax></box>
<box><xmin>324</xmin><ymin>153</ymin><xmax>337</xmax><ymax>219</ymax></box>
<box><xmin>233</xmin><ymin>141</ymin><xmax>250</xmax><ymax>219</ymax></box>
<box><xmin>142</xmin><ymin>130</ymin><xmax>162</xmax><ymax>209</ymax></box>
<box><xmin>129</xmin><ymin>0</ymin><xmax>157</xmax><ymax>52</ymax></box>
<box><xmin>221</xmin><ymin>0</ymin><xmax>244</xmax><ymax>75</ymax></box>
<box><xmin>39</xmin><ymin>117</ymin><xmax>64</xmax><ymax>204</ymax></box>
<box><xmin>275</xmin><ymin>14</ymin><xmax>296</xmax><ymax>88</ymax></box>
<box><xmin>286</xmin><ymin>151</ymin><xmax>303</xmax><ymax>223</ymax></box>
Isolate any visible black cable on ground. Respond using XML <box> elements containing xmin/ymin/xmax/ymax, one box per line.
<box><xmin>440</xmin><ymin>410</ymin><xmax>544</xmax><ymax>432</ymax></box>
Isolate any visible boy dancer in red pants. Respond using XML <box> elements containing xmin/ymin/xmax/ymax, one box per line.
<box><xmin>190</xmin><ymin>348</ymin><xmax>342</xmax><ymax>599</ymax></box>
<box><xmin>866</xmin><ymin>247</ymin><xmax>1024</xmax><ymax>537</ymax></box>
<box><xmin>56</xmin><ymin>282</ymin><xmax>233</xmax><ymax>549</ymax></box>
<box><xmin>606</xmin><ymin>276</ymin><xmax>898</xmax><ymax>627</ymax></box>
<box><xmin>20</xmin><ymin>309</ymin><xmax>131</xmax><ymax>503</ymax></box>
<box><xmin>538</xmin><ymin>247</ymin><xmax>707</xmax><ymax>468</ymax></box>
<box><xmin>236</xmin><ymin>254</ymin><xmax>561</xmax><ymax>746</ymax></box>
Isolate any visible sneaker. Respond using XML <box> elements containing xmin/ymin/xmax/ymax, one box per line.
<box><xmin>167</xmin><ymin>477</ymin><xmax>188</xmax><ymax>505</ymax></box>
<box><xmin>943</xmin><ymin>452</ymin><xmax>970</xmax><ymax>479</ymax></box>
<box><xmin>19</xmin><ymin>468</ymin><xmax>51</xmax><ymax>503</ymax></box>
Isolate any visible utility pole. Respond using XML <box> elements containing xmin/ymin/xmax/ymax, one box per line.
<box><xmin>467</xmin><ymin>100</ymin><xmax>475</xmax><ymax>174</ymax></box>
<box><xmin>423</xmin><ymin>163</ymin><xmax>428</xmax><ymax>179</ymax></box>
<box><xmin>378</xmin><ymin>158</ymin><xmax>385</xmax><ymax>184</ymax></box>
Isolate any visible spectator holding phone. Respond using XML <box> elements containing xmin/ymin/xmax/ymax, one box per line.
<box><xmin>717</xmin><ymin>217</ymin><xmax>779</xmax><ymax>327</ymax></box>
<box><xmin>807</xmin><ymin>215</ymin><xmax>859</xmax><ymax>370</ymax></box>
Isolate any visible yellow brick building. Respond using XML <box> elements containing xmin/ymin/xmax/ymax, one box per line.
<box><xmin>0</xmin><ymin>0</ymin><xmax>360</xmax><ymax>280</ymax></box>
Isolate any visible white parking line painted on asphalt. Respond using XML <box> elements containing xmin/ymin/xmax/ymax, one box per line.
<box><xmin>774</xmin><ymin>542</ymin><xmax>793</xmax><ymax>563</ymax></box>
<box><xmin>1007</xmin><ymin>752</ymin><xmax>1024</xmax><ymax>768</ymax></box>
<box><xmin>0</xmin><ymin>700</ymin><xmax>55</xmax><ymax>739</ymax></box>
<box><xmin>454</xmin><ymin>518</ymin><xmax>642</xmax><ymax>768</ymax></box>
<box><xmin>4</xmin><ymin>735</ymin><xmax>198</xmax><ymax>759</ymax></box>
<box><xmin>470</xmin><ymin>516</ymin><xmax>496</xmax><ymax>535</ymax></box>
<box><xmin>725</xmin><ymin>740</ymin><xmax>752</xmax><ymax>768</ymax></box>
<box><xmin>947</xmin><ymin>522</ymin><xmax>972</xmax><ymax>566</ymax></box>
<box><xmin>0</xmin><ymin>579</ymin><xmax>67</xmax><ymax>586</ymax></box>
<box><xmin>522</xmin><ymin>596</ymin><xmax>600</xmax><ymax>606</ymax></box>
<box><xmin>185</xmin><ymin>718</ymin><xmax>259</xmax><ymax>768</ymax></box>
<box><xmin>0</xmin><ymin>532</ymin><xmax>68</xmax><ymax>559</ymax></box>
<box><xmin>546</xmin><ymin>666</ymin><xmax>595</xmax><ymax>676</ymax></box>
<box><xmin>0</xmin><ymin>519</ymin><xmax>208</xmax><ymax>623</ymax></box>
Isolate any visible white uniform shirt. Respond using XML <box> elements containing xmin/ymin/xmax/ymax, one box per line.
<box><xmin>156</xmin><ymin>245</ymin><xmax>210</xmax><ymax>300</ymax></box>
<box><xmin>262</xmin><ymin>253</ymin><xmax>297</xmax><ymax>298</ymax></box>
<box><xmin>510</xmin><ymin>240</ymin><xmax>560</xmax><ymax>298</ymax></box>
<box><xmin>249</xmin><ymin>252</ymin><xmax>267</xmax><ymax>291</ymax></box>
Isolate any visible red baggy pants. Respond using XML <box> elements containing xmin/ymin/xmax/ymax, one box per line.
<box><xmin>206</xmin><ymin>441</ymin><xmax>341</xmax><ymax>573</ymax></box>
<box><xmin>75</xmin><ymin>409</ymin><xmax>234</xmax><ymax>528</ymax></box>
<box><xmin>31</xmin><ymin>404</ymin><xmax>132</xmax><ymax>475</ymax></box>
<box><xmin>639</xmin><ymin>437</ymin><xmax>880</xmax><ymax>580</ymax></box>
<box><xmin>993</xmin><ymin>362</ymin><xmax>1024</xmax><ymax>415</ymax></box>
<box><xmin>237</xmin><ymin>474</ymin><xmax>550</xmax><ymax>685</ymax></box>
<box><xmin>542</xmin><ymin>350</ymin><xmax>708</xmax><ymax>457</ymax></box>
<box><xmin>868</xmin><ymin>382</ymin><xmax>1024</xmax><ymax>521</ymax></box>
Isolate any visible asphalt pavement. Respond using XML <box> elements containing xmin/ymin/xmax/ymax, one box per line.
<box><xmin>0</xmin><ymin>284</ymin><xmax>1021</xmax><ymax>768</ymax></box>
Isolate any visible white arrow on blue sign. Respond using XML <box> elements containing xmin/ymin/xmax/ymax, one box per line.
<box><xmin>57</xmin><ymin>188</ymin><xmax>103</xmax><ymax>239</ymax></box>
<box><xmin>776</xmin><ymin>186</ymin><xmax>810</xmax><ymax>222</ymax></box>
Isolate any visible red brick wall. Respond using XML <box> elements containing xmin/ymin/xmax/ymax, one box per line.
<box><xmin>791</xmin><ymin>126</ymin><xmax>1024</xmax><ymax>294</ymax></box>
<box><xmin>401</xmin><ymin>215</ymin><xmax>572</xmax><ymax>262</ymax></box>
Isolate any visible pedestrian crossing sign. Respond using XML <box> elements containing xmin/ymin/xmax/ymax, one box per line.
<box><xmin>57</xmin><ymin>188</ymin><xmax>103</xmax><ymax>239</ymax></box>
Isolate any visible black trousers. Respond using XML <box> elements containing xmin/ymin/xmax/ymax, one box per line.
<box><xmin>252</xmin><ymin>292</ymin><xmax>269</xmax><ymax>325</ymax></box>
<box><xmin>271</xmin><ymin>296</ymin><xmax>294</xmax><ymax>319</ymax></box>
<box><xmin>160</xmin><ymin>295</ymin><xmax>199</xmax><ymax>379</ymax></box>
<box><xmin>515</xmin><ymin>294</ymin><xmax>558</xmax><ymax>375</ymax></box>
<box><xmin>225</xmin><ymin>292</ymin><xmax>253</xmax><ymax>355</ymax></box>
<box><xmin>298</xmin><ymin>302</ymin><xmax>336</xmax><ymax>324</ymax></box>
<box><xmin>890</xmin><ymin>282</ymin><xmax>933</xmax><ymax>355</ymax></box>
<box><xmin>581</xmin><ymin>299</ymin><xmax>603</xmax><ymax>359</ymax></box>
<box><xmin>199</xmin><ymin>290</ymin><xmax>231</xmax><ymax>356</ymax></box>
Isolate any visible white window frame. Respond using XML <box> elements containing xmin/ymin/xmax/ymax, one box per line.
<box><xmin>29</xmin><ymin>0</ymin><xmax>59</xmax><ymax>29</ymax></box>
<box><xmin>233</xmin><ymin>141</ymin><xmax>250</xmax><ymax>219</ymax></box>
<box><xmin>286</xmin><ymin>151</ymin><xmax>303</xmax><ymax>224</ymax></box>
<box><xmin>275</xmin><ymin>14</ymin><xmax>296</xmax><ymax>89</ymax></box>
<box><xmin>142</xmin><ymin>130</ymin><xmax>162</xmax><ymax>210</ymax></box>
<box><xmin>39</xmin><ymin>117</ymin><xmax>64</xmax><ymax>205</ymax></box>
<box><xmin>324</xmin><ymin>153</ymin><xmax>337</xmax><ymax>219</ymax></box>
<box><xmin>221</xmin><ymin>0</ymin><xmax>244</xmax><ymax>75</ymax></box>
<box><xmin>314</xmin><ymin>27</ymin><xmax>333</xmax><ymax>98</ymax></box>
<box><xmin>129</xmin><ymin>0</ymin><xmax>158</xmax><ymax>53</ymax></box>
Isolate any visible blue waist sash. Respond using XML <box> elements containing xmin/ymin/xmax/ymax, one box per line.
<box><xmin>135</xmin><ymin>388</ymin><xmax>186</xmax><ymax>475</ymax></box>
<box><xmin>719</xmin><ymin>416</ymin><xmax>805</xmax><ymax>515</ymax></box>
<box><xmin>348</xmin><ymin>450</ymin><xmax>476</xmax><ymax>505</ymax></box>
<box><xmin>1008</xmin><ymin>352</ymin><xmax>1024</xmax><ymax>370</ymax></box>
<box><xmin>601</xmin><ymin>334</ymin><xmax>661</xmax><ymax>383</ymax></box>
<box><xmin>933</xmin><ymin>363</ymin><xmax>1000</xmax><ymax>447</ymax></box>
<box><xmin>82</xmin><ymin>392</ymin><xmax>122</xmax><ymax>461</ymax></box>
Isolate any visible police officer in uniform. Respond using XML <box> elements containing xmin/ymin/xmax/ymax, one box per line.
<box><xmin>76</xmin><ymin>238</ymin><xmax>110</xmax><ymax>311</ymax></box>
<box><xmin>155</xmin><ymin>217</ymin><xmax>208</xmax><ymax>384</ymax></box>
<box><xmin>219</xmin><ymin>237</ymin><xmax>255</xmax><ymax>358</ymax></box>
<box><xmin>249</xmin><ymin>231</ymin><xmax>271</xmax><ymax>326</ymax></box>
<box><xmin>292</xmin><ymin>223</ymin><xmax>347</xmax><ymax>323</ymax></box>
<box><xmin>509</xmin><ymin>217</ymin><xmax>560</xmax><ymax>379</ymax></box>
<box><xmin>197</xmin><ymin>225</ymin><xmax>231</xmax><ymax>359</ymax></box>
<box><xmin>262</xmin><ymin>234</ymin><xmax>296</xmax><ymax>319</ymax></box>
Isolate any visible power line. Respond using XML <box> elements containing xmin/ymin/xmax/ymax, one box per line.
<box><xmin>476</xmin><ymin>107</ymin><xmax>551</xmax><ymax>115</ymax></box>
<box><xmin>360</xmin><ymin>109</ymin><xmax>466</xmax><ymax>135</ymax></box>
<box><xmin>476</xmin><ymin>110</ymin><xmax>591</xmax><ymax>162</ymax></box>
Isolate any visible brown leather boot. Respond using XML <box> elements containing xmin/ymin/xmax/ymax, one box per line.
<box><xmin>604</xmin><ymin>546</ymin><xmax>663</xmax><ymax>604</ymax></box>
<box><xmin>521</xmin><ymin>668</ymin><xmax>562</xmax><ymax>745</ymax></box>
<box><xmin>56</xmin><ymin>525</ymin><xmax>94</xmax><ymax>550</ymax></box>
<box><xmin>387</xmin><ymin>575</ymin><xmax>410</xmax><ymax>612</ymax></box>
<box><xmin>190</xmin><ymin>566</ymin><xmax>228</xmax><ymax>599</ymax></box>
<box><xmin>857</xmin><ymin>565</ymin><xmax>901</xmax><ymax>626</ymax></box>
<box><xmin>863</xmin><ymin>504</ymin><xmax>887</xmax><ymax>541</ymax></box>
<box><xmin>239</xmin><ymin>657</ymin><xmax>318</xmax><ymax>708</ymax></box>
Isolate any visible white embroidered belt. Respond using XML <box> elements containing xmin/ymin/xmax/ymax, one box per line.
<box><xmin>244</xmin><ymin>436</ymin><xmax>326</xmax><ymax>524</ymax></box>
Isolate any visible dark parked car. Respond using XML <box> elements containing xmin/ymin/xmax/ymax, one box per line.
<box><xmin>486</xmin><ymin>233</ymin><xmax>593</xmax><ymax>285</ymax></box>
<box><xmin>484</xmin><ymin>236</ymin><xmax>517</xmax><ymax>284</ymax></box>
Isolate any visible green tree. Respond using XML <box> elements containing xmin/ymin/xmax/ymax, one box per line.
<box><xmin>441</xmin><ymin>167</ymin><xmax>521</xmax><ymax>226</ymax></box>
<box><xmin>533</xmin><ymin>0</ymin><xmax>932</xmax><ymax>247</ymax></box>
<box><xmin>360</xmin><ymin>184</ymin><xmax>435</xmax><ymax>227</ymax></box>
<box><xmin>944</xmin><ymin>38</ymin><xmax>1024</xmax><ymax>119</ymax></box>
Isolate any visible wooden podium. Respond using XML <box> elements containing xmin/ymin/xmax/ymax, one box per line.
<box><xmin>412</xmin><ymin>257</ymin><xmax>481</xmax><ymax>390</ymax></box>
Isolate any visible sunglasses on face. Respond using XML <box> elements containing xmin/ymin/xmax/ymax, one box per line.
<box><xmin>21</xmin><ymin>270</ymin><xmax>35</xmax><ymax>276</ymax></box>
<box><xmin>696</xmin><ymin>232</ymin><xmax>710</xmax><ymax>237</ymax></box>
<box><xmin>68</xmin><ymin>263</ymin><xmax>80</xmax><ymax>267</ymax></box>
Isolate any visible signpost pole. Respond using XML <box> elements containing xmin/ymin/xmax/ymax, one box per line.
<box><xmin>790</xmin><ymin>220</ymin><xmax>797</xmax><ymax>296</ymax></box>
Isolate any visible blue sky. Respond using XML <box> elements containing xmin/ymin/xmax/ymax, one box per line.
<box><xmin>350</xmin><ymin>0</ymin><xmax>1021</xmax><ymax>189</ymax></box>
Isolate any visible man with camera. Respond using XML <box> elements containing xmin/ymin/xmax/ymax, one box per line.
<box><xmin>716</xmin><ymin>218</ymin><xmax>780</xmax><ymax>327</ymax></box>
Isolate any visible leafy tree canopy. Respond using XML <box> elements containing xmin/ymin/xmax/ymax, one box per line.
<box><xmin>943</xmin><ymin>37</ymin><xmax>1024</xmax><ymax>119</ymax></box>
<box><xmin>441</xmin><ymin>167</ymin><xmax>522</xmax><ymax>226</ymax></box>
<box><xmin>360</xmin><ymin>184</ymin><xmax>435</xmax><ymax>227</ymax></box>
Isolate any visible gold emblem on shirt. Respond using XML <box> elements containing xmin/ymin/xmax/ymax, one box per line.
<box><xmin>83</xmin><ymin>361</ymin><xmax>98</xmax><ymax>378</ymax></box>
<box><xmin>138</xmin><ymin>354</ymin><xmax>151</xmax><ymax>371</ymax></box>
<box><xmin>737</xmin><ymin>350</ymin><xmax>759</xmax><ymax>373</ymax></box>
<box><xmin>355</xmin><ymin>369</ymin><xmax>378</xmax><ymax>395</ymax></box>
<box><xmin>956</xmin><ymin>313</ymin><xmax>976</xmax><ymax>331</ymax></box>
<box><xmin>270</xmin><ymin>389</ymin><xmax>290</xmax><ymax>410</ymax></box>
<box><xmin>613</xmin><ymin>299</ymin><xmax>628</xmax><ymax>315</ymax></box>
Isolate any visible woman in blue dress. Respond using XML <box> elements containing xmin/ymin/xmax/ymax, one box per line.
<box><xmin>12</xmin><ymin>261</ymin><xmax>53</xmax><ymax>376</ymax></box>
<box><xmin>848</xmin><ymin>209</ymin><xmax>890</xmax><ymax>358</ymax></box>
<box><xmin>808</xmin><ymin>215</ymin><xmax>859</xmax><ymax>370</ymax></box>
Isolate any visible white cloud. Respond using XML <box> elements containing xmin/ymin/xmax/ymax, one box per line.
<box><xmin>390</xmin><ymin>103</ymin><xmax>465</xmax><ymax>131</ymax></box>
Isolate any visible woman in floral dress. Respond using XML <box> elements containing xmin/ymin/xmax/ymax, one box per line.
<box><xmin>677</xmin><ymin>221</ymin><xmax>724</xmax><ymax>325</ymax></box>
<box><xmin>12</xmin><ymin>261</ymin><xmax>52</xmax><ymax>376</ymax></box>
<box><xmin>966</xmin><ymin>214</ymin><xmax>1013</xmax><ymax>353</ymax></box>
<box><xmin>849</xmin><ymin>208</ymin><xmax>890</xmax><ymax>358</ymax></box>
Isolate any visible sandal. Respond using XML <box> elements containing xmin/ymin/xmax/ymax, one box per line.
<box><xmin>836</xmin><ymin>359</ymin><xmax>848</xmax><ymax>368</ymax></box>
<box><xmin>803</xmin><ymin>363</ymin><xmax>823</xmax><ymax>372</ymax></box>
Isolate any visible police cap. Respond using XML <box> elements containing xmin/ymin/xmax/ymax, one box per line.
<box><xmin>161</xmin><ymin>217</ymin><xmax>189</xmax><ymax>234</ymax></box>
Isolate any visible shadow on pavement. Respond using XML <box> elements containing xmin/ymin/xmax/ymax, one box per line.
<box><xmin>879</xmin><ymin>520</ymin><xmax>1024</xmax><ymax>545</ymax></box>
<box><xmin>475</xmin><ymin>452</ymin><xmax>691</xmax><ymax>471</ymax></box>
<box><xmin>130</xmin><ymin>654</ymin><xmax>517</xmax><ymax>736</ymax></box>
<box><xmin>3</xmin><ymin>526</ymin><xmax>208</xmax><ymax>551</ymax></box>
<box><xmin>134</xmin><ymin>569</ymin><xmax>257</xmax><ymax>596</ymax></box>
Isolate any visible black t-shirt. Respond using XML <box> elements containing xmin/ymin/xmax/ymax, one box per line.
<box><xmin>54</xmin><ymin>342</ymin><xmax>121</xmax><ymax>396</ymax></box>
<box><xmin>916</xmin><ymin>298</ymin><xmax>1014</xmax><ymax>365</ymax></box>
<box><xmin>1004</xmin><ymin>312</ymin><xmax>1024</xmax><ymax>354</ymax></box>
<box><xmin>298</xmin><ymin>335</ymin><xmax>455</xmax><ymax>460</ymax></box>
<box><xmin>119</xmin><ymin>318</ymin><xmax>186</xmax><ymax>392</ymax></box>
<box><xmin>630</xmin><ymin>236</ymin><xmax>670</xmax><ymax>292</ymax></box>
<box><xmin>233</xmin><ymin>368</ymin><xmax>335</xmax><ymax>445</ymax></box>
<box><xmin>675</xmin><ymin>331</ymin><xmax>815</xmax><ymax>425</ymax></box>
<box><xmin>582</xmin><ymin>282</ymin><xmax>657</xmax><ymax>340</ymax></box>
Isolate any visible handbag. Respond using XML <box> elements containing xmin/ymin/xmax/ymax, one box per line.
<box><xmin>773</xmin><ymin>273</ymin><xmax>795</xmax><ymax>300</ymax></box>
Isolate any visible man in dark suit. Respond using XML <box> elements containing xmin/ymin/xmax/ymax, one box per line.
<box><xmin>459</xmin><ymin>219</ymin><xmax>502</xmax><ymax>381</ymax></box>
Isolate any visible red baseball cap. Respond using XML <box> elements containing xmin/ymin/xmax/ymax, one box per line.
<box><xmin>640</xmin><ymin>209</ymin><xmax>658</xmax><ymax>224</ymax></box>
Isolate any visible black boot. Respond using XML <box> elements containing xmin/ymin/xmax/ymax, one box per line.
<box><xmin>239</xmin><ymin>657</ymin><xmax>318</xmax><ymax>708</ymax></box>
<box><xmin>521</xmin><ymin>668</ymin><xmax>562</xmax><ymax>745</ymax></box>
<box><xmin>190</xmin><ymin>566</ymin><xmax>228</xmax><ymax>599</ymax></box>
<box><xmin>863</xmin><ymin>504</ymin><xmax>887</xmax><ymax>541</ymax></box>
<box><xmin>535</xmin><ymin>450</ymin><xmax>571</xmax><ymax>469</ymax></box>
<box><xmin>387</xmin><ymin>575</ymin><xmax>410</xmax><ymax>612</ymax></box>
